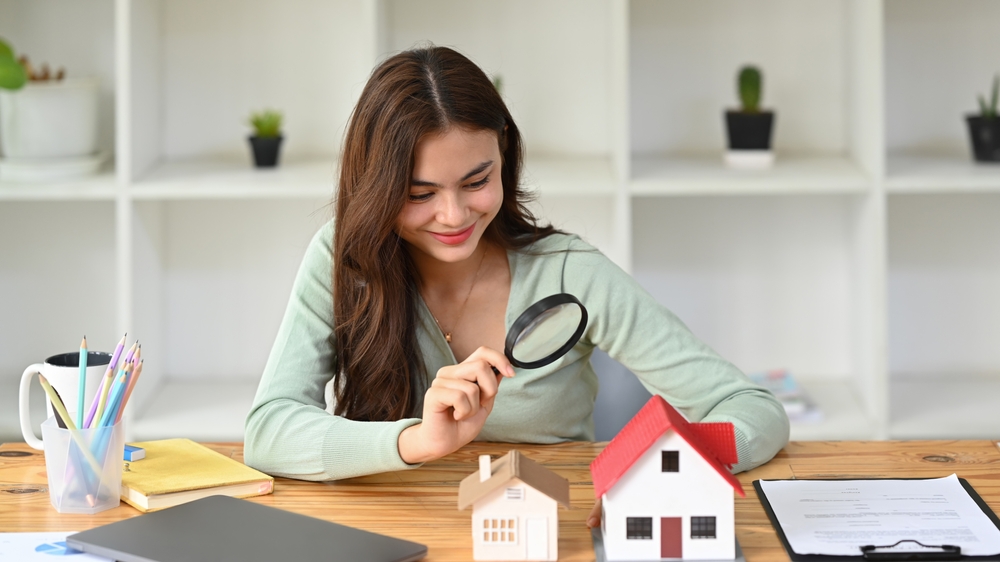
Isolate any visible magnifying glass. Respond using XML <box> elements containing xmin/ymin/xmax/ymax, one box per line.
<box><xmin>504</xmin><ymin>293</ymin><xmax>588</xmax><ymax>369</ymax></box>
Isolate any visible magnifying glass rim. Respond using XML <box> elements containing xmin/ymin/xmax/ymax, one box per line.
<box><xmin>505</xmin><ymin>293</ymin><xmax>588</xmax><ymax>369</ymax></box>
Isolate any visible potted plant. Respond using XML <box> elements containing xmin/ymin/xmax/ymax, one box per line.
<box><xmin>966</xmin><ymin>75</ymin><xmax>1000</xmax><ymax>163</ymax></box>
<box><xmin>724</xmin><ymin>65</ymin><xmax>775</xmax><ymax>169</ymax></box>
<box><xmin>0</xmin><ymin>38</ymin><xmax>27</xmax><ymax>91</ymax></box>
<box><xmin>0</xmin><ymin>38</ymin><xmax>98</xmax><ymax>159</ymax></box>
<box><xmin>248</xmin><ymin>109</ymin><xmax>284</xmax><ymax>168</ymax></box>
<box><xmin>0</xmin><ymin>37</ymin><xmax>102</xmax><ymax>181</ymax></box>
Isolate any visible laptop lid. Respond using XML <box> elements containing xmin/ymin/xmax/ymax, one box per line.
<box><xmin>66</xmin><ymin>495</ymin><xmax>427</xmax><ymax>562</ymax></box>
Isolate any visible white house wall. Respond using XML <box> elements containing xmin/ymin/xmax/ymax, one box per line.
<box><xmin>471</xmin><ymin>478</ymin><xmax>560</xmax><ymax>561</ymax></box>
<box><xmin>602</xmin><ymin>433</ymin><xmax>736</xmax><ymax>561</ymax></box>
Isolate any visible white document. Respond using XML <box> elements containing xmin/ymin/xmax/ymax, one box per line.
<box><xmin>0</xmin><ymin>532</ymin><xmax>112</xmax><ymax>561</ymax></box>
<box><xmin>759</xmin><ymin>474</ymin><xmax>1000</xmax><ymax>556</ymax></box>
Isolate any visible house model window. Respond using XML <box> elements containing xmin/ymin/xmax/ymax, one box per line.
<box><xmin>482</xmin><ymin>518</ymin><xmax>517</xmax><ymax>544</ymax></box>
<box><xmin>626</xmin><ymin>517</ymin><xmax>653</xmax><ymax>540</ymax></box>
<box><xmin>505</xmin><ymin>487</ymin><xmax>524</xmax><ymax>500</ymax></box>
<box><xmin>661</xmin><ymin>450</ymin><xmax>679</xmax><ymax>472</ymax></box>
<box><xmin>691</xmin><ymin>516</ymin><xmax>717</xmax><ymax>539</ymax></box>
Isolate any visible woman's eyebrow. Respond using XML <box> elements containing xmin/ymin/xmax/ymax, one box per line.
<box><xmin>411</xmin><ymin>160</ymin><xmax>494</xmax><ymax>187</ymax></box>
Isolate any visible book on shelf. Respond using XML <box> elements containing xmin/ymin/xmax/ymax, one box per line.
<box><xmin>748</xmin><ymin>369</ymin><xmax>823</xmax><ymax>423</ymax></box>
<box><xmin>120</xmin><ymin>438</ymin><xmax>273</xmax><ymax>513</ymax></box>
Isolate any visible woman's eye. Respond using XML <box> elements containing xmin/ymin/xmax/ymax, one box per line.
<box><xmin>467</xmin><ymin>176</ymin><xmax>490</xmax><ymax>189</ymax></box>
<box><xmin>408</xmin><ymin>192</ymin><xmax>433</xmax><ymax>202</ymax></box>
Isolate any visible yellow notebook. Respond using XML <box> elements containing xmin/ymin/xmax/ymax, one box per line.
<box><xmin>120</xmin><ymin>438</ymin><xmax>274</xmax><ymax>512</ymax></box>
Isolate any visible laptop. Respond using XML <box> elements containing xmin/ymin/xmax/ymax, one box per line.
<box><xmin>66</xmin><ymin>495</ymin><xmax>427</xmax><ymax>562</ymax></box>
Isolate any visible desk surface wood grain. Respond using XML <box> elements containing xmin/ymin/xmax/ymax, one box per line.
<box><xmin>3</xmin><ymin>440</ymin><xmax>1000</xmax><ymax>561</ymax></box>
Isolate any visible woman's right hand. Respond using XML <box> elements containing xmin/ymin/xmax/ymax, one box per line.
<box><xmin>398</xmin><ymin>346</ymin><xmax>515</xmax><ymax>464</ymax></box>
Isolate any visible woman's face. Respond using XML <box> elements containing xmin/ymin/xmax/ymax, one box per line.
<box><xmin>397</xmin><ymin>127</ymin><xmax>504</xmax><ymax>265</ymax></box>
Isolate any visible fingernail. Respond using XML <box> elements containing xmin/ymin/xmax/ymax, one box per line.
<box><xmin>506</xmin><ymin>365</ymin><xmax>515</xmax><ymax>377</ymax></box>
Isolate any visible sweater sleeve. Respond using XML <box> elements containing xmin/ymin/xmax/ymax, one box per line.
<box><xmin>562</xmin><ymin>238</ymin><xmax>789</xmax><ymax>473</ymax></box>
<box><xmin>244</xmin><ymin>223</ymin><xmax>421</xmax><ymax>481</ymax></box>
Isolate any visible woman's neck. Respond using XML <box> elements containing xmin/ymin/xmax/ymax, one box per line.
<box><xmin>411</xmin><ymin>241</ymin><xmax>494</xmax><ymax>299</ymax></box>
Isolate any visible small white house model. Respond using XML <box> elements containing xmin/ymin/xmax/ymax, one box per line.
<box><xmin>590</xmin><ymin>396</ymin><xmax>746</xmax><ymax>561</ymax></box>
<box><xmin>458</xmin><ymin>450</ymin><xmax>570</xmax><ymax>561</ymax></box>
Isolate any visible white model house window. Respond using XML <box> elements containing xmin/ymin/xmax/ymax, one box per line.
<box><xmin>482</xmin><ymin>518</ymin><xmax>517</xmax><ymax>543</ymax></box>
<box><xmin>505</xmin><ymin>487</ymin><xmax>524</xmax><ymax>500</ymax></box>
<box><xmin>626</xmin><ymin>517</ymin><xmax>653</xmax><ymax>540</ymax></box>
<box><xmin>661</xmin><ymin>450</ymin><xmax>679</xmax><ymax>472</ymax></box>
<box><xmin>691</xmin><ymin>516</ymin><xmax>717</xmax><ymax>539</ymax></box>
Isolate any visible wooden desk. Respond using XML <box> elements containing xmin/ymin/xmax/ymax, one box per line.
<box><xmin>3</xmin><ymin>440</ymin><xmax>1000</xmax><ymax>561</ymax></box>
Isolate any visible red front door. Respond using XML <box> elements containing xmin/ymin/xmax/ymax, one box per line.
<box><xmin>661</xmin><ymin>517</ymin><xmax>682</xmax><ymax>558</ymax></box>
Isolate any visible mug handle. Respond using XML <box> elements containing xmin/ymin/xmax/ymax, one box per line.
<box><xmin>19</xmin><ymin>364</ymin><xmax>46</xmax><ymax>450</ymax></box>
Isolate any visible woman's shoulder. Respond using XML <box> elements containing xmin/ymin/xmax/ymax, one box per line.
<box><xmin>519</xmin><ymin>230</ymin><xmax>597</xmax><ymax>254</ymax></box>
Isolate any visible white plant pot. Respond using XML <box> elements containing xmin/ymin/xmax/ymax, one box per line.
<box><xmin>0</xmin><ymin>78</ymin><xmax>99</xmax><ymax>159</ymax></box>
<box><xmin>724</xmin><ymin>150</ymin><xmax>775</xmax><ymax>170</ymax></box>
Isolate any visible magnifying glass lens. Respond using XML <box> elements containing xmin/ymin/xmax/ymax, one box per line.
<box><xmin>512</xmin><ymin>303</ymin><xmax>582</xmax><ymax>364</ymax></box>
<box><xmin>505</xmin><ymin>293</ymin><xmax>588</xmax><ymax>369</ymax></box>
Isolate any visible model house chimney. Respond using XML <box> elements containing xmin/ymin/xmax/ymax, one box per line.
<box><xmin>479</xmin><ymin>455</ymin><xmax>491</xmax><ymax>482</ymax></box>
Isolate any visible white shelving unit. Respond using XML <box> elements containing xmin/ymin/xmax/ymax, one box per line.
<box><xmin>2</xmin><ymin>0</ymin><xmax>997</xmax><ymax>443</ymax></box>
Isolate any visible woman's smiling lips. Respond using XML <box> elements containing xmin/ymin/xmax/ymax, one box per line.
<box><xmin>429</xmin><ymin>224</ymin><xmax>476</xmax><ymax>245</ymax></box>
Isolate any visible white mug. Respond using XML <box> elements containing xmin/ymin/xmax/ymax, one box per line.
<box><xmin>19</xmin><ymin>351</ymin><xmax>111</xmax><ymax>450</ymax></box>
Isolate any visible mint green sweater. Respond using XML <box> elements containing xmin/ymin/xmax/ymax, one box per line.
<box><xmin>244</xmin><ymin>222</ymin><xmax>789</xmax><ymax>481</ymax></box>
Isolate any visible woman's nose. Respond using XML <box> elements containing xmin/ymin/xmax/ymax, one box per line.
<box><xmin>435</xmin><ymin>191</ymin><xmax>466</xmax><ymax>227</ymax></box>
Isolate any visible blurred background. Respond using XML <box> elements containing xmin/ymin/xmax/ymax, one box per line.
<box><xmin>2</xmin><ymin>0</ymin><xmax>999</xmax><ymax>445</ymax></box>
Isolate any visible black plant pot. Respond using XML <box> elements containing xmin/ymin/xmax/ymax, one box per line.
<box><xmin>248</xmin><ymin>135</ymin><xmax>284</xmax><ymax>168</ymax></box>
<box><xmin>725</xmin><ymin>111</ymin><xmax>775</xmax><ymax>150</ymax></box>
<box><xmin>966</xmin><ymin>116</ymin><xmax>1000</xmax><ymax>163</ymax></box>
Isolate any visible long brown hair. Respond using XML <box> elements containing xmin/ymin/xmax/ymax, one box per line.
<box><xmin>333</xmin><ymin>46</ymin><xmax>556</xmax><ymax>422</ymax></box>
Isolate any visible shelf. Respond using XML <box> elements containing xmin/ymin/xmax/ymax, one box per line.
<box><xmin>0</xmin><ymin>170</ymin><xmax>117</xmax><ymax>201</ymax></box>
<box><xmin>130</xmin><ymin>157</ymin><xmax>339</xmax><ymax>200</ymax></box>
<box><xmin>522</xmin><ymin>155</ymin><xmax>616</xmax><ymax>197</ymax></box>
<box><xmin>630</xmin><ymin>154</ymin><xmax>871</xmax><ymax>196</ymax></box>
<box><xmin>887</xmin><ymin>153</ymin><xmax>1000</xmax><ymax>193</ymax></box>
<box><xmin>788</xmin><ymin>377</ymin><xmax>876</xmax><ymax>441</ymax></box>
<box><xmin>127</xmin><ymin>378</ymin><xmax>259</xmax><ymax>442</ymax></box>
<box><xmin>889</xmin><ymin>374</ymin><xmax>1000</xmax><ymax>439</ymax></box>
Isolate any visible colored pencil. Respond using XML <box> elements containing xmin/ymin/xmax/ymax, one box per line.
<box><xmin>97</xmin><ymin>366</ymin><xmax>130</xmax><ymax>429</ymax></box>
<box><xmin>37</xmin><ymin>375</ymin><xmax>103</xmax><ymax>477</ymax></box>
<box><xmin>115</xmin><ymin>358</ymin><xmax>143</xmax><ymax>424</ymax></box>
<box><xmin>94</xmin><ymin>341</ymin><xmax>136</xmax><ymax>427</ymax></box>
<box><xmin>77</xmin><ymin>336</ymin><xmax>87</xmax><ymax>428</ymax></box>
<box><xmin>84</xmin><ymin>333</ymin><xmax>126</xmax><ymax>428</ymax></box>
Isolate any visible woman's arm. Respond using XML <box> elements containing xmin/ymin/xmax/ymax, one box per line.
<box><xmin>563</xmin><ymin>238</ymin><xmax>790</xmax><ymax>474</ymax></box>
<box><xmin>244</xmin><ymin>223</ymin><xmax>420</xmax><ymax>481</ymax></box>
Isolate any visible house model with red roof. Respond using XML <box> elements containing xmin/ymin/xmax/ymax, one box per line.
<box><xmin>459</xmin><ymin>450</ymin><xmax>571</xmax><ymax>561</ymax></box>
<box><xmin>590</xmin><ymin>395</ymin><xmax>745</xmax><ymax>561</ymax></box>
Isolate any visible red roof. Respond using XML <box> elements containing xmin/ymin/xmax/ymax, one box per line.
<box><xmin>590</xmin><ymin>395</ymin><xmax>745</xmax><ymax>498</ymax></box>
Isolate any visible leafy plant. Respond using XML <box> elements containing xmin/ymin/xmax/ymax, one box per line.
<box><xmin>0</xmin><ymin>37</ymin><xmax>27</xmax><ymax>90</ymax></box>
<box><xmin>249</xmin><ymin>109</ymin><xmax>283</xmax><ymax>138</ymax></box>
<box><xmin>978</xmin><ymin>75</ymin><xmax>999</xmax><ymax>120</ymax></box>
<box><xmin>492</xmin><ymin>74</ymin><xmax>503</xmax><ymax>95</ymax></box>
<box><xmin>738</xmin><ymin>65</ymin><xmax>762</xmax><ymax>113</ymax></box>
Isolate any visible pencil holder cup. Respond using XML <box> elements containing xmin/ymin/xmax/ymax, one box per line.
<box><xmin>41</xmin><ymin>416</ymin><xmax>125</xmax><ymax>514</ymax></box>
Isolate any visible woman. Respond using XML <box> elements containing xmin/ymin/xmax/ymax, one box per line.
<box><xmin>244</xmin><ymin>47</ymin><xmax>789</xmax><ymax>508</ymax></box>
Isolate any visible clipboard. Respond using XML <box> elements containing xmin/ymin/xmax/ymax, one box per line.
<box><xmin>753</xmin><ymin>478</ymin><xmax>1000</xmax><ymax>562</ymax></box>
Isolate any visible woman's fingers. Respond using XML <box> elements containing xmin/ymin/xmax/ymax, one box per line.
<box><xmin>468</xmin><ymin>346</ymin><xmax>515</xmax><ymax>378</ymax></box>
<box><xmin>587</xmin><ymin>498</ymin><xmax>602</xmax><ymax>528</ymax></box>
<box><xmin>430</xmin><ymin>379</ymin><xmax>481</xmax><ymax>420</ymax></box>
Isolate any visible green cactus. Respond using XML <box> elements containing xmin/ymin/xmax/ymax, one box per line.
<box><xmin>0</xmin><ymin>37</ymin><xmax>27</xmax><ymax>90</ymax></box>
<box><xmin>738</xmin><ymin>65</ymin><xmax>762</xmax><ymax>113</ymax></box>
<box><xmin>978</xmin><ymin>74</ymin><xmax>999</xmax><ymax>119</ymax></box>
<box><xmin>249</xmin><ymin>109</ymin><xmax>283</xmax><ymax>138</ymax></box>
